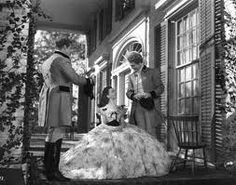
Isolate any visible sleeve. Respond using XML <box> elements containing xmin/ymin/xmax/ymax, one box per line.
<box><xmin>54</xmin><ymin>57</ymin><xmax>87</xmax><ymax>85</ymax></box>
<box><xmin>126</xmin><ymin>75</ymin><xmax>135</xmax><ymax>100</ymax></box>
<box><xmin>150</xmin><ymin>68</ymin><xmax>164</xmax><ymax>99</ymax></box>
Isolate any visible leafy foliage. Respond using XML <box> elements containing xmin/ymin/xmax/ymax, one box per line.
<box><xmin>222</xmin><ymin>0</ymin><xmax>236</xmax><ymax>157</ymax></box>
<box><xmin>0</xmin><ymin>0</ymin><xmax>50</xmax><ymax>165</ymax></box>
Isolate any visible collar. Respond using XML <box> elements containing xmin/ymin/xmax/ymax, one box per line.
<box><xmin>54</xmin><ymin>50</ymin><xmax>70</xmax><ymax>59</ymax></box>
<box><xmin>142</xmin><ymin>65</ymin><xmax>147</xmax><ymax>72</ymax></box>
<box><xmin>133</xmin><ymin>65</ymin><xmax>147</xmax><ymax>76</ymax></box>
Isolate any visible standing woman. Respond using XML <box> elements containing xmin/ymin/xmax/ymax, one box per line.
<box><xmin>38</xmin><ymin>37</ymin><xmax>92</xmax><ymax>181</ymax></box>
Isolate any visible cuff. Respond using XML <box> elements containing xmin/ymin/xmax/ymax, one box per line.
<box><xmin>150</xmin><ymin>91</ymin><xmax>157</xmax><ymax>99</ymax></box>
<box><xmin>130</xmin><ymin>93</ymin><xmax>135</xmax><ymax>101</ymax></box>
<box><xmin>86</xmin><ymin>78</ymin><xmax>91</xmax><ymax>86</ymax></box>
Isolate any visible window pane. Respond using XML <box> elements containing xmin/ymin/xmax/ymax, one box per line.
<box><xmin>192</xmin><ymin>63</ymin><xmax>198</xmax><ymax>78</ymax></box>
<box><xmin>193</xmin><ymin>29</ymin><xmax>197</xmax><ymax>44</ymax></box>
<box><xmin>183</xmin><ymin>17</ymin><xmax>187</xmax><ymax>32</ymax></box>
<box><xmin>186</xmin><ymin>49</ymin><xmax>189</xmax><ymax>63</ymax></box>
<box><xmin>185</xmin><ymin>98</ymin><xmax>192</xmax><ymax>114</ymax></box>
<box><xmin>189</xmin><ymin>47</ymin><xmax>193</xmax><ymax>61</ymax></box>
<box><xmin>177</xmin><ymin>36</ymin><xmax>182</xmax><ymax>50</ymax></box>
<box><xmin>177</xmin><ymin>20</ymin><xmax>181</xmax><ymax>35</ymax></box>
<box><xmin>193</xmin><ymin>80</ymin><xmax>198</xmax><ymax>96</ymax></box>
<box><xmin>179</xmin><ymin>68</ymin><xmax>185</xmax><ymax>82</ymax></box>
<box><xmin>182</xmin><ymin>50</ymin><xmax>186</xmax><ymax>64</ymax></box>
<box><xmin>189</xmin><ymin>31</ymin><xmax>193</xmax><ymax>45</ymax></box>
<box><xmin>186</xmin><ymin>16</ymin><xmax>190</xmax><ymax>31</ymax></box>
<box><xmin>179</xmin><ymin>99</ymin><xmax>185</xmax><ymax>114</ymax></box>
<box><xmin>193</xmin><ymin>97</ymin><xmax>199</xmax><ymax>113</ymax></box>
<box><xmin>186</xmin><ymin>33</ymin><xmax>190</xmax><ymax>47</ymax></box>
<box><xmin>183</xmin><ymin>34</ymin><xmax>187</xmax><ymax>48</ymax></box>
<box><xmin>177</xmin><ymin>51</ymin><xmax>182</xmax><ymax>65</ymax></box>
<box><xmin>179</xmin><ymin>83</ymin><xmax>185</xmax><ymax>97</ymax></box>
<box><xmin>192</xmin><ymin>10</ymin><xmax>197</xmax><ymax>27</ymax></box>
<box><xmin>186</xmin><ymin>82</ymin><xmax>192</xmax><ymax>97</ymax></box>
<box><xmin>196</xmin><ymin>9</ymin><xmax>199</xmax><ymax>25</ymax></box>
<box><xmin>186</xmin><ymin>66</ymin><xmax>192</xmax><ymax>81</ymax></box>
<box><xmin>193</xmin><ymin>45</ymin><xmax>197</xmax><ymax>60</ymax></box>
<box><xmin>196</xmin><ymin>28</ymin><xmax>200</xmax><ymax>43</ymax></box>
<box><xmin>189</xmin><ymin>12</ymin><xmax>193</xmax><ymax>28</ymax></box>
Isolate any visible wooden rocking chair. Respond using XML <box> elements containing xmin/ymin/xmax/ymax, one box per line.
<box><xmin>168</xmin><ymin>115</ymin><xmax>207</xmax><ymax>175</ymax></box>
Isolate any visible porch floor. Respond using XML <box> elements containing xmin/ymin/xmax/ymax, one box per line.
<box><xmin>29</xmin><ymin>156</ymin><xmax>236</xmax><ymax>185</ymax></box>
<box><xmin>29</xmin><ymin>133</ymin><xmax>236</xmax><ymax>185</ymax></box>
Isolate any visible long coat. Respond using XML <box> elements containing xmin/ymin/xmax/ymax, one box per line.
<box><xmin>126</xmin><ymin>65</ymin><xmax>164</xmax><ymax>126</ymax></box>
<box><xmin>38</xmin><ymin>51</ymin><xmax>87</xmax><ymax>129</ymax></box>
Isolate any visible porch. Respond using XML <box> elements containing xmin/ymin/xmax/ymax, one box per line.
<box><xmin>27</xmin><ymin>133</ymin><xmax>236</xmax><ymax>185</ymax></box>
<box><xmin>29</xmin><ymin>157</ymin><xmax>236</xmax><ymax>185</ymax></box>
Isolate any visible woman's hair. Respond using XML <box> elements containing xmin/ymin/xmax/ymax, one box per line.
<box><xmin>98</xmin><ymin>86</ymin><xmax>112</xmax><ymax>108</ymax></box>
<box><xmin>55</xmin><ymin>38</ymin><xmax>72</xmax><ymax>49</ymax></box>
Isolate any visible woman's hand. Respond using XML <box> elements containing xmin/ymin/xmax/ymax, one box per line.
<box><xmin>117</xmin><ymin>106</ymin><xmax>127</xmax><ymax>116</ymax></box>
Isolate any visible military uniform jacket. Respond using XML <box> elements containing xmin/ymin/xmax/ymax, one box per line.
<box><xmin>38</xmin><ymin>51</ymin><xmax>87</xmax><ymax>129</ymax></box>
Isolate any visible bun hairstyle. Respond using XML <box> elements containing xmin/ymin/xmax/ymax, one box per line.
<box><xmin>126</xmin><ymin>51</ymin><xmax>143</xmax><ymax>64</ymax></box>
<box><xmin>55</xmin><ymin>38</ymin><xmax>72</xmax><ymax>49</ymax></box>
<box><xmin>98</xmin><ymin>86</ymin><xmax>112</xmax><ymax>108</ymax></box>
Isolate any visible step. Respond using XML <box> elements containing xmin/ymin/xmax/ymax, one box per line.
<box><xmin>30</xmin><ymin>133</ymin><xmax>86</xmax><ymax>141</ymax></box>
<box><xmin>29</xmin><ymin>134</ymin><xmax>84</xmax><ymax>157</ymax></box>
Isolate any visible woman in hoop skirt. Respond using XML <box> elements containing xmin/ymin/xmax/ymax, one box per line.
<box><xmin>59</xmin><ymin>86</ymin><xmax>170</xmax><ymax>180</ymax></box>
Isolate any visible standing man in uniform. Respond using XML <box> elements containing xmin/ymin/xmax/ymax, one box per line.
<box><xmin>126</xmin><ymin>51</ymin><xmax>164</xmax><ymax>138</ymax></box>
<box><xmin>38</xmin><ymin>38</ymin><xmax>93</xmax><ymax>181</ymax></box>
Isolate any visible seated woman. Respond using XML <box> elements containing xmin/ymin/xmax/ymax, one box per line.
<box><xmin>59</xmin><ymin>86</ymin><xmax>171</xmax><ymax>180</ymax></box>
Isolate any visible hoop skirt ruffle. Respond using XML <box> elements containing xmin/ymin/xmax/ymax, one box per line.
<box><xmin>59</xmin><ymin>123</ymin><xmax>171</xmax><ymax>180</ymax></box>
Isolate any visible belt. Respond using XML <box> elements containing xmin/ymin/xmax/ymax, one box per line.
<box><xmin>58</xmin><ymin>86</ymin><xmax>70</xmax><ymax>92</ymax></box>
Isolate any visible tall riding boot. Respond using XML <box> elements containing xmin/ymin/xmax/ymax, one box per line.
<box><xmin>43</xmin><ymin>142</ymin><xmax>50</xmax><ymax>170</ymax></box>
<box><xmin>43</xmin><ymin>142</ymin><xmax>55</xmax><ymax>181</ymax></box>
<box><xmin>54</xmin><ymin>139</ymin><xmax>62</xmax><ymax>168</ymax></box>
<box><xmin>52</xmin><ymin>139</ymin><xmax>70</xmax><ymax>181</ymax></box>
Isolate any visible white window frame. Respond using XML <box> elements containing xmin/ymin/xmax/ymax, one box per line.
<box><xmin>175</xmin><ymin>8</ymin><xmax>200</xmax><ymax>115</ymax></box>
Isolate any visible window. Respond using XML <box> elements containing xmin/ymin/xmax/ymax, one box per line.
<box><xmin>176</xmin><ymin>8</ymin><xmax>200</xmax><ymax>115</ymax></box>
<box><xmin>115</xmin><ymin>0</ymin><xmax>135</xmax><ymax>21</ymax></box>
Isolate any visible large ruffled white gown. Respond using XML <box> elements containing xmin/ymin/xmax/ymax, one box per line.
<box><xmin>59</xmin><ymin>105</ymin><xmax>171</xmax><ymax>180</ymax></box>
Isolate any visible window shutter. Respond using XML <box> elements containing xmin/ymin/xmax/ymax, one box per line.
<box><xmin>86</xmin><ymin>31</ymin><xmax>91</xmax><ymax>56</ymax></box>
<box><xmin>99</xmin><ymin>10</ymin><xmax>104</xmax><ymax>42</ymax></box>
<box><xmin>214</xmin><ymin>0</ymin><xmax>224</xmax><ymax>159</ymax></box>
<box><xmin>160</xmin><ymin>21</ymin><xmax>168</xmax><ymax>116</ymax></box>
<box><xmin>199</xmin><ymin>0</ymin><xmax>216</xmax><ymax>161</ymax></box>
<box><xmin>115</xmin><ymin>0</ymin><xmax>123</xmax><ymax>21</ymax></box>
<box><xmin>106</xmin><ymin>0</ymin><xmax>112</xmax><ymax>34</ymax></box>
<box><xmin>159</xmin><ymin>21</ymin><xmax>169</xmax><ymax>142</ymax></box>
